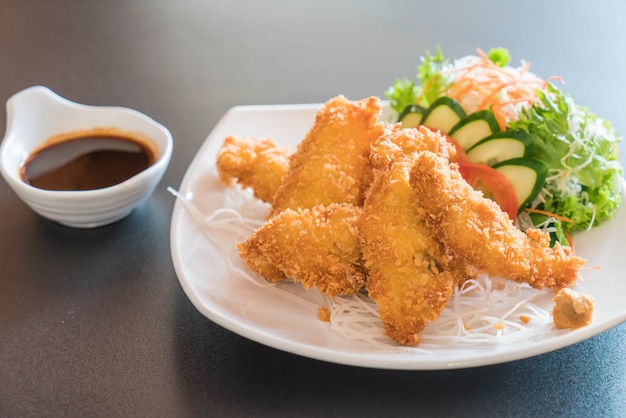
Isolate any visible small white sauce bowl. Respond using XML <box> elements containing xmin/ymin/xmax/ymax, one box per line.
<box><xmin>0</xmin><ymin>85</ymin><xmax>173</xmax><ymax>228</ymax></box>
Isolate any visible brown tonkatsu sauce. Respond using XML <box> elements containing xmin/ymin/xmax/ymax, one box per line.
<box><xmin>21</xmin><ymin>131</ymin><xmax>156</xmax><ymax>191</ymax></box>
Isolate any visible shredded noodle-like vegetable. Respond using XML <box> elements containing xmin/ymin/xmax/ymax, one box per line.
<box><xmin>171</xmin><ymin>187</ymin><xmax>554</xmax><ymax>351</ymax></box>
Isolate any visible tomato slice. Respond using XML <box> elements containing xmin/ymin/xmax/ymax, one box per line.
<box><xmin>422</xmin><ymin>126</ymin><xmax>468</xmax><ymax>163</ymax></box>
<box><xmin>457</xmin><ymin>162</ymin><xmax>519</xmax><ymax>221</ymax></box>
<box><xmin>443</xmin><ymin>133</ymin><xmax>468</xmax><ymax>164</ymax></box>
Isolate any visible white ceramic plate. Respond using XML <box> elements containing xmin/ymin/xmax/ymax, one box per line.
<box><xmin>170</xmin><ymin>102</ymin><xmax>626</xmax><ymax>370</ymax></box>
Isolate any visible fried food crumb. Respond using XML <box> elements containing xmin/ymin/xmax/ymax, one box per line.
<box><xmin>519</xmin><ymin>315</ymin><xmax>531</xmax><ymax>324</ymax></box>
<box><xmin>318</xmin><ymin>306</ymin><xmax>331</xmax><ymax>322</ymax></box>
<box><xmin>552</xmin><ymin>288</ymin><xmax>595</xmax><ymax>329</ymax></box>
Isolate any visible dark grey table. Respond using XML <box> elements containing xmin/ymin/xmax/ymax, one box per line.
<box><xmin>1</xmin><ymin>1</ymin><xmax>625</xmax><ymax>416</ymax></box>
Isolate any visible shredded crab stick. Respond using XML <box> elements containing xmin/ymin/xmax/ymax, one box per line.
<box><xmin>420</xmin><ymin>48</ymin><xmax>563</xmax><ymax>129</ymax></box>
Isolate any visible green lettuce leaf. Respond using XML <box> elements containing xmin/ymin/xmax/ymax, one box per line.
<box><xmin>415</xmin><ymin>47</ymin><xmax>449</xmax><ymax>108</ymax></box>
<box><xmin>487</xmin><ymin>47</ymin><xmax>510</xmax><ymax>67</ymax></box>
<box><xmin>384</xmin><ymin>47</ymin><xmax>449</xmax><ymax>117</ymax></box>
<box><xmin>385</xmin><ymin>78</ymin><xmax>418</xmax><ymax>116</ymax></box>
<box><xmin>509</xmin><ymin>84</ymin><xmax>623</xmax><ymax>232</ymax></box>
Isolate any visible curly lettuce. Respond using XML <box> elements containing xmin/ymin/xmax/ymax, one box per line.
<box><xmin>487</xmin><ymin>47</ymin><xmax>510</xmax><ymax>67</ymax></box>
<box><xmin>509</xmin><ymin>84</ymin><xmax>623</xmax><ymax>233</ymax></box>
<box><xmin>385</xmin><ymin>78</ymin><xmax>418</xmax><ymax>116</ymax></box>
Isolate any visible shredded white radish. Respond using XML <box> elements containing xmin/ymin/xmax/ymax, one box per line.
<box><xmin>171</xmin><ymin>187</ymin><xmax>555</xmax><ymax>350</ymax></box>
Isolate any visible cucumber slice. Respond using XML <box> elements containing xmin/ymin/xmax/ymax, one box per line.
<box><xmin>420</xmin><ymin>97</ymin><xmax>467</xmax><ymax>134</ymax></box>
<box><xmin>449</xmin><ymin>109</ymin><xmax>500</xmax><ymax>150</ymax></box>
<box><xmin>492</xmin><ymin>158</ymin><xmax>548</xmax><ymax>212</ymax></box>
<box><xmin>466</xmin><ymin>131</ymin><xmax>535</xmax><ymax>166</ymax></box>
<box><xmin>397</xmin><ymin>104</ymin><xmax>425</xmax><ymax>128</ymax></box>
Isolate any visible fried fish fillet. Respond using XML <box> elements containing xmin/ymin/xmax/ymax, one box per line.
<box><xmin>409</xmin><ymin>151</ymin><xmax>586</xmax><ymax>290</ymax></box>
<box><xmin>216</xmin><ymin>135</ymin><xmax>291</xmax><ymax>204</ymax></box>
<box><xmin>359</xmin><ymin>125</ymin><xmax>463</xmax><ymax>346</ymax></box>
<box><xmin>237</xmin><ymin>203</ymin><xmax>365</xmax><ymax>297</ymax></box>
<box><xmin>269</xmin><ymin>95</ymin><xmax>383</xmax><ymax>218</ymax></box>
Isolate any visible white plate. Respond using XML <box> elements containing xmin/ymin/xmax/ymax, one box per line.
<box><xmin>170</xmin><ymin>102</ymin><xmax>626</xmax><ymax>370</ymax></box>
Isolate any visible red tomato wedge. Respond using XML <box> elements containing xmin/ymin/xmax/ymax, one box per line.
<box><xmin>443</xmin><ymin>134</ymin><xmax>468</xmax><ymax>163</ymax></box>
<box><xmin>422</xmin><ymin>126</ymin><xmax>467</xmax><ymax>163</ymax></box>
<box><xmin>457</xmin><ymin>162</ymin><xmax>519</xmax><ymax>221</ymax></box>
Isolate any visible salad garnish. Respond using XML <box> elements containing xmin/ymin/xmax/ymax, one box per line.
<box><xmin>386</xmin><ymin>47</ymin><xmax>623</xmax><ymax>245</ymax></box>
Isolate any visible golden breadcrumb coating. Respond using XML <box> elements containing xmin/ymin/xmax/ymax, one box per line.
<box><xmin>318</xmin><ymin>306</ymin><xmax>331</xmax><ymax>322</ymax></box>
<box><xmin>269</xmin><ymin>95</ymin><xmax>383</xmax><ymax>218</ymax></box>
<box><xmin>359</xmin><ymin>126</ymin><xmax>463</xmax><ymax>346</ymax></box>
<box><xmin>216</xmin><ymin>135</ymin><xmax>290</xmax><ymax>203</ymax></box>
<box><xmin>552</xmin><ymin>288</ymin><xmax>594</xmax><ymax>329</ymax></box>
<box><xmin>237</xmin><ymin>203</ymin><xmax>365</xmax><ymax>297</ymax></box>
<box><xmin>409</xmin><ymin>151</ymin><xmax>586</xmax><ymax>290</ymax></box>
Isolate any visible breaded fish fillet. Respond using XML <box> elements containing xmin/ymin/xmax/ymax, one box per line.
<box><xmin>237</xmin><ymin>203</ymin><xmax>365</xmax><ymax>297</ymax></box>
<box><xmin>409</xmin><ymin>151</ymin><xmax>585</xmax><ymax>290</ymax></box>
<box><xmin>359</xmin><ymin>126</ymin><xmax>463</xmax><ymax>346</ymax></box>
<box><xmin>269</xmin><ymin>95</ymin><xmax>383</xmax><ymax>218</ymax></box>
<box><xmin>216</xmin><ymin>135</ymin><xmax>291</xmax><ymax>204</ymax></box>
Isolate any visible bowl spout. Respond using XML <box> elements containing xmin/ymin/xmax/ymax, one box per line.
<box><xmin>4</xmin><ymin>86</ymin><xmax>73</xmax><ymax>139</ymax></box>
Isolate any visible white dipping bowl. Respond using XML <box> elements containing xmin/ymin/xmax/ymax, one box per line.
<box><xmin>0</xmin><ymin>85</ymin><xmax>173</xmax><ymax>228</ymax></box>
